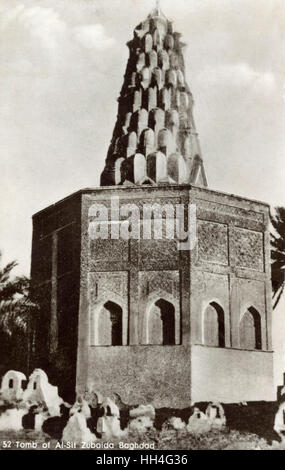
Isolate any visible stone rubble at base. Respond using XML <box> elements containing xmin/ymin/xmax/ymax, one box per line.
<box><xmin>0</xmin><ymin>367</ymin><xmax>230</xmax><ymax>440</ymax></box>
<box><xmin>1</xmin><ymin>367</ymin><xmax>284</xmax><ymax>446</ymax></box>
<box><xmin>0</xmin><ymin>368</ymin><xmax>63</xmax><ymax>431</ymax></box>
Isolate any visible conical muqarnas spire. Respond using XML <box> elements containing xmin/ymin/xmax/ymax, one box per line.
<box><xmin>100</xmin><ymin>6</ymin><xmax>207</xmax><ymax>187</ymax></box>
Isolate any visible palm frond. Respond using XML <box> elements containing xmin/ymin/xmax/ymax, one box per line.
<box><xmin>0</xmin><ymin>277</ymin><xmax>29</xmax><ymax>300</ymax></box>
<box><xmin>271</xmin><ymin>206</ymin><xmax>285</xmax><ymax>309</ymax></box>
<box><xmin>0</xmin><ymin>253</ymin><xmax>38</xmax><ymax>338</ymax></box>
<box><xmin>273</xmin><ymin>284</ymin><xmax>285</xmax><ymax>310</ymax></box>
<box><xmin>0</xmin><ymin>260</ymin><xmax>18</xmax><ymax>285</ymax></box>
<box><xmin>0</xmin><ymin>297</ymin><xmax>35</xmax><ymax>336</ymax></box>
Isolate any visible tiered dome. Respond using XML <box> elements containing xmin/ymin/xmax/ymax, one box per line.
<box><xmin>100</xmin><ymin>6</ymin><xmax>207</xmax><ymax>187</ymax></box>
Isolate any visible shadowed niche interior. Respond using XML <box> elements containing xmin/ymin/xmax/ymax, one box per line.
<box><xmin>239</xmin><ymin>306</ymin><xmax>262</xmax><ymax>350</ymax></box>
<box><xmin>148</xmin><ymin>298</ymin><xmax>175</xmax><ymax>345</ymax></box>
<box><xmin>204</xmin><ymin>302</ymin><xmax>225</xmax><ymax>348</ymax></box>
<box><xmin>98</xmin><ymin>301</ymin><xmax>123</xmax><ymax>346</ymax></box>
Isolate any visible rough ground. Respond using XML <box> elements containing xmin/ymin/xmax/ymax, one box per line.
<box><xmin>0</xmin><ymin>428</ymin><xmax>284</xmax><ymax>451</ymax></box>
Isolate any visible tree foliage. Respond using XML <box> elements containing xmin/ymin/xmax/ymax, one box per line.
<box><xmin>0</xmin><ymin>251</ymin><xmax>37</xmax><ymax>374</ymax></box>
<box><xmin>271</xmin><ymin>207</ymin><xmax>285</xmax><ymax>309</ymax></box>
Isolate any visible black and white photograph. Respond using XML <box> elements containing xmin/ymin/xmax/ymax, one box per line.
<box><xmin>0</xmin><ymin>0</ymin><xmax>285</xmax><ymax>455</ymax></box>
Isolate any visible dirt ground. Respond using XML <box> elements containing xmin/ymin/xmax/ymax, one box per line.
<box><xmin>0</xmin><ymin>427</ymin><xmax>284</xmax><ymax>451</ymax></box>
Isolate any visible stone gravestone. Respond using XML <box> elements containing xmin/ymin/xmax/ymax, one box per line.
<box><xmin>0</xmin><ymin>370</ymin><xmax>28</xmax><ymax>432</ymax></box>
<box><xmin>82</xmin><ymin>390</ymin><xmax>103</xmax><ymax>409</ymax></box>
<box><xmin>166</xmin><ymin>417</ymin><xmax>186</xmax><ymax>430</ymax></box>
<box><xmin>70</xmin><ymin>398</ymin><xmax>91</xmax><ymax>419</ymax></box>
<box><xmin>0</xmin><ymin>370</ymin><xmax>26</xmax><ymax>402</ymax></box>
<box><xmin>205</xmin><ymin>402</ymin><xmax>226</xmax><ymax>430</ymax></box>
<box><xmin>34</xmin><ymin>411</ymin><xmax>49</xmax><ymax>432</ymax></box>
<box><xmin>62</xmin><ymin>412</ymin><xmax>96</xmax><ymax>443</ymax></box>
<box><xmin>129</xmin><ymin>404</ymin><xmax>155</xmax><ymax>434</ymax></box>
<box><xmin>186</xmin><ymin>407</ymin><xmax>211</xmax><ymax>434</ymax></box>
<box><xmin>23</xmin><ymin>369</ymin><xmax>62</xmax><ymax>417</ymax></box>
<box><xmin>274</xmin><ymin>402</ymin><xmax>285</xmax><ymax>441</ymax></box>
<box><xmin>0</xmin><ymin>408</ymin><xmax>28</xmax><ymax>432</ymax></box>
<box><xmin>96</xmin><ymin>397</ymin><xmax>125</xmax><ymax>439</ymax></box>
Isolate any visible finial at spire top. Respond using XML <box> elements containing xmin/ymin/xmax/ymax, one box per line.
<box><xmin>150</xmin><ymin>0</ymin><xmax>166</xmax><ymax>19</ymax></box>
<box><xmin>156</xmin><ymin>0</ymin><xmax>162</xmax><ymax>14</ymax></box>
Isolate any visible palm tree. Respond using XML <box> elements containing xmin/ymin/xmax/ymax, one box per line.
<box><xmin>0</xmin><ymin>251</ymin><xmax>37</xmax><ymax>373</ymax></box>
<box><xmin>271</xmin><ymin>207</ymin><xmax>285</xmax><ymax>309</ymax></box>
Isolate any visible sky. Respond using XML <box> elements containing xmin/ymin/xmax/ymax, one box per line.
<box><xmin>0</xmin><ymin>0</ymin><xmax>285</xmax><ymax>383</ymax></box>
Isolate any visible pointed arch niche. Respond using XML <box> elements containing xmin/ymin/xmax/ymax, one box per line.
<box><xmin>143</xmin><ymin>297</ymin><xmax>180</xmax><ymax>345</ymax></box>
<box><xmin>203</xmin><ymin>302</ymin><xmax>225</xmax><ymax>348</ymax></box>
<box><xmin>239</xmin><ymin>306</ymin><xmax>262</xmax><ymax>350</ymax></box>
<box><xmin>90</xmin><ymin>300</ymin><xmax>128</xmax><ymax>346</ymax></box>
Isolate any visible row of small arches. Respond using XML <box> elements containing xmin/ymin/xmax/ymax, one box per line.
<box><xmin>133</xmin><ymin>50</ymin><xmax>183</xmax><ymax>75</ymax></box>
<box><xmin>204</xmin><ymin>302</ymin><xmax>262</xmax><ymax>350</ymax></box>
<box><xmin>119</xmin><ymin>106</ymin><xmax>190</xmax><ymax>151</ymax></box>
<box><xmin>128</xmin><ymin>67</ymin><xmax>186</xmax><ymax>93</ymax></box>
<box><xmin>113</xmin><ymin>151</ymin><xmax>188</xmax><ymax>185</ymax></box>
<box><xmin>90</xmin><ymin>300</ymin><xmax>263</xmax><ymax>351</ymax></box>
<box><xmin>122</xmin><ymin>86</ymin><xmax>189</xmax><ymax>118</ymax></box>
<box><xmin>135</xmin><ymin>30</ymin><xmax>180</xmax><ymax>54</ymax></box>
<box><xmin>91</xmin><ymin>299</ymin><xmax>178</xmax><ymax>346</ymax></box>
<box><xmin>116</xmin><ymin>123</ymin><xmax>185</xmax><ymax>158</ymax></box>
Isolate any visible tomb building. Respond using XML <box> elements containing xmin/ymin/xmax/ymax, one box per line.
<box><xmin>30</xmin><ymin>5</ymin><xmax>274</xmax><ymax>406</ymax></box>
